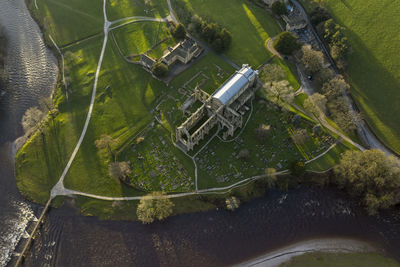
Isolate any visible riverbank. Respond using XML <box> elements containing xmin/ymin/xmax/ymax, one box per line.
<box><xmin>237</xmin><ymin>238</ymin><xmax>386</xmax><ymax>266</ymax></box>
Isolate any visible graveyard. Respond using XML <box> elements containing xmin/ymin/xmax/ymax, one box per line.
<box><xmin>15</xmin><ymin>0</ymin><xmax>353</xmax><ymax>212</ymax></box>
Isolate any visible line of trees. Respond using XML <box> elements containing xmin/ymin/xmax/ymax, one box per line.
<box><xmin>173</xmin><ymin>4</ymin><xmax>232</xmax><ymax>52</ymax></box>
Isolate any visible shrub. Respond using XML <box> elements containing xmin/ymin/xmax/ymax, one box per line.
<box><xmin>290</xmin><ymin>161</ymin><xmax>305</xmax><ymax>177</ymax></box>
<box><xmin>273</xmin><ymin>31</ymin><xmax>300</xmax><ymax>55</ymax></box>
<box><xmin>254</xmin><ymin>124</ymin><xmax>271</xmax><ymax>141</ymax></box>
<box><xmin>238</xmin><ymin>149</ymin><xmax>250</xmax><ymax>161</ymax></box>
<box><xmin>172</xmin><ymin>23</ymin><xmax>186</xmax><ymax>40</ymax></box>
<box><xmin>271</xmin><ymin>1</ymin><xmax>288</xmax><ymax>16</ymax></box>
<box><xmin>310</xmin><ymin>6</ymin><xmax>331</xmax><ymax>26</ymax></box>
<box><xmin>334</xmin><ymin>150</ymin><xmax>400</xmax><ymax>215</ymax></box>
<box><xmin>152</xmin><ymin>62</ymin><xmax>169</xmax><ymax>77</ymax></box>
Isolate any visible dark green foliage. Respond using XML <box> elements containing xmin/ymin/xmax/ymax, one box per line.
<box><xmin>273</xmin><ymin>31</ymin><xmax>300</xmax><ymax>55</ymax></box>
<box><xmin>172</xmin><ymin>4</ymin><xmax>231</xmax><ymax>53</ymax></box>
<box><xmin>319</xmin><ymin>19</ymin><xmax>350</xmax><ymax>69</ymax></box>
<box><xmin>310</xmin><ymin>6</ymin><xmax>331</xmax><ymax>26</ymax></box>
<box><xmin>152</xmin><ymin>62</ymin><xmax>169</xmax><ymax>77</ymax></box>
<box><xmin>172</xmin><ymin>23</ymin><xmax>186</xmax><ymax>40</ymax></box>
<box><xmin>290</xmin><ymin>161</ymin><xmax>305</xmax><ymax>177</ymax></box>
<box><xmin>271</xmin><ymin>1</ymin><xmax>287</xmax><ymax>16</ymax></box>
<box><xmin>334</xmin><ymin>150</ymin><xmax>400</xmax><ymax>215</ymax></box>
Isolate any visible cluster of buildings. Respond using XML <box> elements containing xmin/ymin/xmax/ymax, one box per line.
<box><xmin>176</xmin><ymin>64</ymin><xmax>259</xmax><ymax>151</ymax></box>
<box><xmin>139</xmin><ymin>37</ymin><xmax>203</xmax><ymax>72</ymax></box>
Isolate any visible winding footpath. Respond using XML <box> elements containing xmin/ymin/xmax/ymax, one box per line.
<box><xmin>46</xmin><ymin>0</ymin><xmax>347</xmax><ymax>202</ymax></box>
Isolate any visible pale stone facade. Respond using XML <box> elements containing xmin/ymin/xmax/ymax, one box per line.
<box><xmin>176</xmin><ymin>64</ymin><xmax>258</xmax><ymax>151</ymax></box>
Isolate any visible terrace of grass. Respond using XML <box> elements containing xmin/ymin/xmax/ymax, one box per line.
<box><xmin>173</xmin><ymin>0</ymin><xmax>281</xmax><ymax>68</ymax></box>
<box><xmin>282</xmin><ymin>252</ymin><xmax>400</xmax><ymax>267</ymax></box>
<box><xmin>300</xmin><ymin>0</ymin><xmax>400</xmax><ymax>155</ymax></box>
<box><xmin>35</xmin><ymin>0</ymin><xmax>104</xmax><ymax>46</ymax></box>
<box><xmin>106</xmin><ymin>0</ymin><xmax>170</xmax><ymax>21</ymax></box>
<box><xmin>112</xmin><ymin>21</ymin><xmax>174</xmax><ymax>57</ymax></box>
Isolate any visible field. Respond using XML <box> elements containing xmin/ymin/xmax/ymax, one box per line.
<box><xmin>15</xmin><ymin>0</ymin><xmax>353</xmax><ymax>216</ymax></box>
<box><xmin>281</xmin><ymin>252</ymin><xmax>400</xmax><ymax>267</ymax></box>
<box><xmin>112</xmin><ymin>21</ymin><xmax>175</xmax><ymax>58</ymax></box>
<box><xmin>172</xmin><ymin>0</ymin><xmax>281</xmax><ymax>68</ymax></box>
<box><xmin>300</xmin><ymin>0</ymin><xmax>400</xmax><ymax>155</ymax></box>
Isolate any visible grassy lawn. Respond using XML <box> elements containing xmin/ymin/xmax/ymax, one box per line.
<box><xmin>306</xmin><ymin>142</ymin><xmax>350</xmax><ymax>172</ymax></box>
<box><xmin>281</xmin><ymin>252</ymin><xmax>400</xmax><ymax>267</ymax></box>
<box><xmin>62</xmin><ymin>37</ymin><xmax>169</xmax><ymax>196</ymax></box>
<box><xmin>15</xmin><ymin>36</ymin><xmax>105</xmax><ymax>203</ymax></box>
<box><xmin>112</xmin><ymin>21</ymin><xmax>174</xmax><ymax>57</ymax></box>
<box><xmin>173</xmin><ymin>0</ymin><xmax>281</xmax><ymax>68</ymax></box>
<box><xmin>300</xmin><ymin>0</ymin><xmax>400</xmax><ymax>155</ymax></box>
<box><xmin>106</xmin><ymin>0</ymin><xmax>170</xmax><ymax>21</ymax></box>
<box><xmin>170</xmin><ymin>52</ymin><xmax>235</xmax><ymax>94</ymax></box>
<box><xmin>34</xmin><ymin>0</ymin><xmax>104</xmax><ymax>46</ymax></box>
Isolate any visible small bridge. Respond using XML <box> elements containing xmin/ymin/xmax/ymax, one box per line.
<box><xmin>13</xmin><ymin>198</ymin><xmax>52</xmax><ymax>267</ymax></box>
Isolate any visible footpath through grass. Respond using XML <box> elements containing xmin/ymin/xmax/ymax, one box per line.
<box><xmin>300</xmin><ymin>0</ymin><xmax>400</xmax><ymax>155</ymax></box>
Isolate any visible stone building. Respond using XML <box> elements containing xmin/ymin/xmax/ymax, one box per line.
<box><xmin>176</xmin><ymin>64</ymin><xmax>258</xmax><ymax>151</ymax></box>
<box><xmin>139</xmin><ymin>54</ymin><xmax>156</xmax><ymax>70</ymax></box>
<box><xmin>161</xmin><ymin>38</ymin><xmax>202</xmax><ymax>66</ymax></box>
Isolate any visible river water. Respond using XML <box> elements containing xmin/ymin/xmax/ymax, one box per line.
<box><xmin>0</xmin><ymin>0</ymin><xmax>399</xmax><ymax>266</ymax></box>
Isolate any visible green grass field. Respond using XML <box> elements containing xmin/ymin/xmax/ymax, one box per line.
<box><xmin>300</xmin><ymin>0</ymin><xmax>400</xmax><ymax>155</ymax></box>
<box><xmin>35</xmin><ymin>0</ymin><xmax>104</xmax><ymax>46</ymax></box>
<box><xmin>173</xmin><ymin>0</ymin><xmax>281</xmax><ymax>68</ymax></box>
<box><xmin>16</xmin><ymin>0</ymin><xmax>351</xmax><ymax>214</ymax></box>
<box><xmin>281</xmin><ymin>252</ymin><xmax>400</xmax><ymax>267</ymax></box>
<box><xmin>106</xmin><ymin>0</ymin><xmax>169</xmax><ymax>21</ymax></box>
<box><xmin>113</xmin><ymin>21</ymin><xmax>173</xmax><ymax>57</ymax></box>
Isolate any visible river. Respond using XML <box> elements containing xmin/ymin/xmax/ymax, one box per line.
<box><xmin>0</xmin><ymin>0</ymin><xmax>399</xmax><ymax>266</ymax></box>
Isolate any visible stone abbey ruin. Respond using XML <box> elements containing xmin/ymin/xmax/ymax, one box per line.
<box><xmin>176</xmin><ymin>64</ymin><xmax>259</xmax><ymax>151</ymax></box>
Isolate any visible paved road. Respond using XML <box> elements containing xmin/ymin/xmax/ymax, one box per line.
<box><xmin>290</xmin><ymin>0</ymin><xmax>395</xmax><ymax>156</ymax></box>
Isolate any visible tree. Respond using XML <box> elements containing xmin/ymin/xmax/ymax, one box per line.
<box><xmin>291</xmin><ymin>128</ymin><xmax>309</xmax><ymax>145</ymax></box>
<box><xmin>172</xmin><ymin>23</ymin><xmax>186</xmax><ymax>40</ymax></box>
<box><xmin>271</xmin><ymin>1</ymin><xmax>287</xmax><ymax>16</ymax></box>
<box><xmin>290</xmin><ymin>161</ymin><xmax>306</xmax><ymax>177</ymax></box>
<box><xmin>137</xmin><ymin>192</ymin><xmax>174</xmax><ymax>224</ymax></box>
<box><xmin>95</xmin><ymin>134</ymin><xmax>118</xmax><ymax>160</ymax></box>
<box><xmin>310</xmin><ymin>6</ymin><xmax>331</xmax><ymax>26</ymax></box>
<box><xmin>21</xmin><ymin>106</ymin><xmax>45</xmax><ymax>135</ymax></box>
<box><xmin>238</xmin><ymin>149</ymin><xmax>250</xmax><ymax>161</ymax></box>
<box><xmin>259</xmin><ymin>63</ymin><xmax>286</xmax><ymax>83</ymax></box>
<box><xmin>263</xmin><ymin>80</ymin><xmax>294</xmax><ymax>107</ymax></box>
<box><xmin>334</xmin><ymin>150</ymin><xmax>400</xmax><ymax>214</ymax></box>
<box><xmin>201</xmin><ymin>22</ymin><xmax>218</xmax><ymax>43</ymax></box>
<box><xmin>273</xmin><ymin>31</ymin><xmax>300</xmax><ymax>55</ymax></box>
<box><xmin>218</xmin><ymin>28</ymin><xmax>232</xmax><ymax>50</ymax></box>
<box><xmin>211</xmin><ymin>37</ymin><xmax>224</xmax><ymax>52</ymax></box>
<box><xmin>264</xmin><ymin>168</ymin><xmax>277</xmax><ymax>188</ymax></box>
<box><xmin>321</xmin><ymin>75</ymin><xmax>349</xmax><ymax>98</ymax></box>
<box><xmin>109</xmin><ymin>161</ymin><xmax>132</xmax><ymax>181</ymax></box>
<box><xmin>254</xmin><ymin>124</ymin><xmax>271</xmax><ymax>141</ymax></box>
<box><xmin>301</xmin><ymin>45</ymin><xmax>326</xmax><ymax>74</ymax></box>
<box><xmin>226</xmin><ymin>196</ymin><xmax>240</xmax><ymax>211</ymax></box>
<box><xmin>303</xmin><ymin>93</ymin><xmax>327</xmax><ymax>116</ymax></box>
<box><xmin>314</xmin><ymin>67</ymin><xmax>334</xmax><ymax>89</ymax></box>
<box><xmin>152</xmin><ymin>62</ymin><xmax>169</xmax><ymax>78</ymax></box>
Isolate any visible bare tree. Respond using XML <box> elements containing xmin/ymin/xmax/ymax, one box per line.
<box><xmin>263</xmin><ymin>80</ymin><xmax>294</xmax><ymax>107</ymax></box>
<box><xmin>321</xmin><ymin>75</ymin><xmax>350</xmax><ymax>98</ymax></box>
<box><xmin>137</xmin><ymin>192</ymin><xmax>174</xmax><ymax>224</ymax></box>
<box><xmin>291</xmin><ymin>128</ymin><xmax>309</xmax><ymax>145</ymax></box>
<box><xmin>259</xmin><ymin>63</ymin><xmax>286</xmax><ymax>83</ymax></box>
<box><xmin>301</xmin><ymin>45</ymin><xmax>326</xmax><ymax>74</ymax></box>
<box><xmin>21</xmin><ymin>106</ymin><xmax>45</xmax><ymax>135</ymax></box>
<box><xmin>254</xmin><ymin>124</ymin><xmax>271</xmax><ymax>141</ymax></box>
<box><xmin>95</xmin><ymin>134</ymin><xmax>118</xmax><ymax>160</ymax></box>
<box><xmin>303</xmin><ymin>93</ymin><xmax>327</xmax><ymax>117</ymax></box>
<box><xmin>264</xmin><ymin>167</ymin><xmax>277</xmax><ymax>187</ymax></box>
<box><xmin>109</xmin><ymin>161</ymin><xmax>132</xmax><ymax>181</ymax></box>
